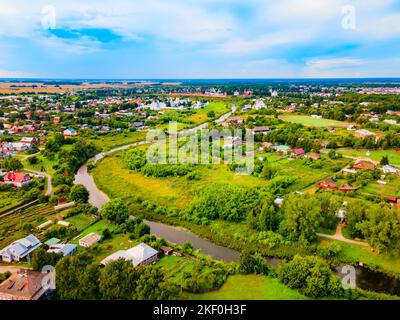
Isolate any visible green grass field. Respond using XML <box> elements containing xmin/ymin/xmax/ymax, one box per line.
<box><xmin>280</xmin><ymin>115</ymin><xmax>350</xmax><ymax>127</ymax></box>
<box><xmin>84</xmin><ymin>130</ymin><xmax>147</xmax><ymax>151</ymax></box>
<box><xmin>184</xmin><ymin>102</ymin><xmax>230</xmax><ymax>125</ymax></box>
<box><xmin>65</xmin><ymin>213</ymin><xmax>97</xmax><ymax>231</ymax></box>
<box><xmin>184</xmin><ymin>275</ymin><xmax>307</xmax><ymax>300</ymax></box>
<box><xmin>93</xmin><ymin>155</ymin><xmax>267</xmax><ymax>210</ymax></box>
<box><xmin>338</xmin><ymin>148</ymin><xmax>400</xmax><ymax>166</ymax></box>
<box><xmin>319</xmin><ymin>238</ymin><xmax>400</xmax><ymax>276</ymax></box>
<box><xmin>271</xmin><ymin>156</ymin><xmax>351</xmax><ymax>191</ymax></box>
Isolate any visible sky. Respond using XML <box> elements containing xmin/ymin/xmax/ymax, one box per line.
<box><xmin>0</xmin><ymin>0</ymin><xmax>400</xmax><ymax>79</ymax></box>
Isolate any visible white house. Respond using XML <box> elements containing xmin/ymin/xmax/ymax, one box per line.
<box><xmin>0</xmin><ymin>235</ymin><xmax>41</xmax><ymax>262</ymax></box>
<box><xmin>100</xmin><ymin>243</ymin><xmax>158</xmax><ymax>267</ymax></box>
<box><xmin>47</xmin><ymin>244</ymin><xmax>77</xmax><ymax>256</ymax></box>
<box><xmin>79</xmin><ymin>232</ymin><xmax>101</xmax><ymax>248</ymax></box>
<box><xmin>382</xmin><ymin>165</ymin><xmax>399</xmax><ymax>174</ymax></box>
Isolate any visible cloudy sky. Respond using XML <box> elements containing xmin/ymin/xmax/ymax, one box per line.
<box><xmin>0</xmin><ymin>0</ymin><xmax>400</xmax><ymax>78</ymax></box>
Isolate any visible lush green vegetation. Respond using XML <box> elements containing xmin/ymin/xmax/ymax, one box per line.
<box><xmin>280</xmin><ymin>115</ymin><xmax>351</xmax><ymax>127</ymax></box>
<box><xmin>185</xmin><ymin>275</ymin><xmax>308</xmax><ymax>300</ymax></box>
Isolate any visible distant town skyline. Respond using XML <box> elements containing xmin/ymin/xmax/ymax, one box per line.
<box><xmin>1</xmin><ymin>0</ymin><xmax>400</xmax><ymax>79</ymax></box>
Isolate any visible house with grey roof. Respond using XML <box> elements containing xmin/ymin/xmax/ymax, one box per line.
<box><xmin>0</xmin><ymin>235</ymin><xmax>42</xmax><ymax>263</ymax></box>
<box><xmin>47</xmin><ymin>244</ymin><xmax>77</xmax><ymax>256</ymax></box>
<box><xmin>100</xmin><ymin>243</ymin><xmax>158</xmax><ymax>267</ymax></box>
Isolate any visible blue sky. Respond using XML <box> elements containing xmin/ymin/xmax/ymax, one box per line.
<box><xmin>0</xmin><ymin>0</ymin><xmax>400</xmax><ymax>78</ymax></box>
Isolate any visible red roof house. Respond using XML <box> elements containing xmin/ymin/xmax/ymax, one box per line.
<box><xmin>3</xmin><ymin>172</ymin><xmax>32</xmax><ymax>188</ymax></box>
<box><xmin>292</xmin><ymin>148</ymin><xmax>305</xmax><ymax>157</ymax></box>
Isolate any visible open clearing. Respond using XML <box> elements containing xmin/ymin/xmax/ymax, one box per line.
<box><xmin>280</xmin><ymin>115</ymin><xmax>351</xmax><ymax>127</ymax></box>
<box><xmin>184</xmin><ymin>275</ymin><xmax>307</xmax><ymax>300</ymax></box>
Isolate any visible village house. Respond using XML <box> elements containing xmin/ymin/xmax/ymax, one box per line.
<box><xmin>383</xmin><ymin>119</ymin><xmax>398</xmax><ymax>125</ymax></box>
<box><xmin>252</xmin><ymin>126</ymin><xmax>270</xmax><ymax>135</ymax></box>
<box><xmin>100</xmin><ymin>243</ymin><xmax>158</xmax><ymax>267</ymax></box>
<box><xmin>347</xmin><ymin>125</ymin><xmax>357</xmax><ymax>131</ymax></box>
<box><xmin>0</xmin><ymin>269</ymin><xmax>52</xmax><ymax>300</ymax></box>
<box><xmin>0</xmin><ymin>235</ymin><xmax>41</xmax><ymax>263</ymax></box>
<box><xmin>353</xmin><ymin>160</ymin><xmax>376</xmax><ymax>171</ymax></box>
<box><xmin>20</xmin><ymin>137</ymin><xmax>38</xmax><ymax>147</ymax></box>
<box><xmin>63</xmin><ymin>128</ymin><xmax>78</xmax><ymax>138</ymax></box>
<box><xmin>355</xmin><ymin>129</ymin><xmax>376</xmax><ymax>139</ymax></box>
<box><xmin>3</xmin><ymin>171</ymin><xmax>32</xmax><ymax>188</ymax></box>
<box><xmin>260</xmin><ymin>142</ymin><xmax>273</xmax><ymax>151</ymax></box>
<box><xmin>79</xmin><ymin>232</ymin><xmax>101</xmax><ymax>248</ymax></box>
<box><xmin>47</xmin><ymin>244</ymin><xmax>77</xmax><ymax>256</ymax></box>
<box><xmin>305</xmin><ymin>153</ymin><xmax>321</xmax><ymax>160</ymax></box>
<box><xmin>291</xmin><ymin>148</ymin><xmax>305</xmax><ymax>157</ymax></box>
<box><xmin>382</xmin><ymin>165</ymin><xmax>400</xmax><ymax>175</ymax></box>
<box><xmin>273</xmin><ymin>145</ymin><xmax>291</xmax><ymax>154</ymax></box>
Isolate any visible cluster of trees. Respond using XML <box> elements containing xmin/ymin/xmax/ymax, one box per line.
<box><xmin>248</xmin><ymin>192</ymin><xmax>341</xmax><ymax>245</ymax></box>
<box><xmin>346</xmin><ymin>201</ymin><xmax>400</xmax><ymax>253</ymax></box>
<box><xmin>43</xmin><ymin>135</ymin><xmax>99</xmax><ymax>186</ymax></box>
<box><xmin>238</xmin><ymin>250</ymin><xmax>269</xmax><ymax>275</ymax></box>
<box><xmin>0</xmin><ymin>157</ymin><xmax>23</xmax><ymax>171</ymax></box>
<box><xmin>123</xmin><ymin>148</ymin><xmax>195</xmax><ymax>178</ymax></box>
<box><xmin>187</xmin><ymin>184</ymin><xmax>259</xmax><ymax>223</ymax></box>
<box><xmin>182</xmin><ymin>265</ymin><xmax>227</xmax><ymax>293</ymax></box>
<box><xmin>122</xmin><ymin>218</ymin><xmax>151</xmax><ymax>239</ymax></box>
<box><xmin>264</xmin><ymin>124</ymin><xmax>316</xmax><ymax>152</ymax></box>
<box><xmin>100</xmin><ymin>198</ymin><xmax>130</xmax><ymax>225</ymax></box>
<box><xmin>55</xmin><ymin>253</ymin><xmax>178</xmax><ymax>300</ymax></box>
<box><xmin>277</xmin><ymin>255</ymin><xmax>346</xmax><ymax>298</ymax></box>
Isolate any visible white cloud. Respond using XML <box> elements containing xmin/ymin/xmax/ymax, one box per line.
<box><xmin>303</xmin><ymin>57</ymin><xmax>400</xmax><ymax>78</ymax></box>
<box><xmin>0</xmin><ymin>69</ymin><xmax>32</xmax><ymax>78</ymax></box>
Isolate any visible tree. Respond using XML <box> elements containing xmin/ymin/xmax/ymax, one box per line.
<box><xmin>100</xmin><ymin>198</ymin><xmax>129</xmax><ymax>225</ymax></box>
<box><xmin>261</xmin><ymin>159</ymin><xmax>274</xmax><ymax>180</ymax></box>
<box><xmin>207</xmin><ymin>111</ymin><xmax>216</xmax><ymax>118</ymax></box>
<box><xmin>238</xmin><ymin>249</ymin><xmax>269</xmax><ymax>275</ymax></box>
<box><xmin>278</xmin><ymin>255</ymin><xmax>344</xmax><ymax>298</ymax></box>
<box><xmin>380</xmin><ymin>156</ymin><xmax>389</xmax><ymax>165</ymax></box>
<box><xmin>28</xmin><ymin>156</ymin><xmax>39</xmax><ymax>165</ymax></box>
<box><xmin>31</xmin><ymin>247</ymin><xmax>62</xmax><ymax>271</ymax></box>
<box><xmin>346</xmin><ymin>200</ymin><xmax>366</xmax><ymax>239</ymax></box>
<box><xmin>133</xmin><ymin>266</ymin><xmax>178</xmax><ymax>300</ymax></box>
<box><xmin>247</xmin><ymin>193</ymin><xmax>280</xmax><ymax>232</ymax></box>
<box><xmin>99</xmin><ymin>259</ymin><xmax>140</xmax><ymax>300</ymax></box>
<box><xmin>69</xmin><ymin>184</ymin><xmax>89</xmax><ymax>203</ymax></box>
<box><xmin>358</xmin><ymin>204</ymin><xmax>400</xmax><ymax>253</ymax></box>
<box><xmin>2</xmin><ymin>157</ymin><xmax>23</xmax><ymax>171</ymax></box>
<box><xmin>55</xmin><ymin>252</ymin><xmax>100</xmax><ymax>300</ymax></box>
<box><xmin>280</xmin><ymin>194</ymin><xmax>322</xmax><ymax>244</ymax></box>
<box><xmin>102</xmin><ymin>228</ymin><xmax>112</xmax><ymax>240</ymax></box>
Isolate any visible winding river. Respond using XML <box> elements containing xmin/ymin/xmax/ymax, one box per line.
<box><xmin>74</xmin><ymin>107</ymin><xmax>240</xmax><ymax>262</ymax></box>
<box><xmin>74</xmin><ymin>106</ymin><xmax>400</xmax><ymax>295</ymax></box>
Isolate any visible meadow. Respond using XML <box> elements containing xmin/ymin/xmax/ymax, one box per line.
<box><xmin>93</xmin><ymin>154</ymin><xmax>267</xmax><ymax>210</ymax></box>
<box><xmin>319</xmin><ymin>238</ymin><xmax>400</xmax><ymax>276</ymax></box>
<box><xmin>338</xmin><ymin>148</ymin><xmax>400</xmax><ymax>166</ymax></box>
<box><xmin>280</xmin><ymin>114</ymin><xmax>351</xmax><ymax>127</ymax></box>
<box><xmin>184</xmin><ymin>275</ymin><xmax>307</xmax><ymax>300</ymax></box>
